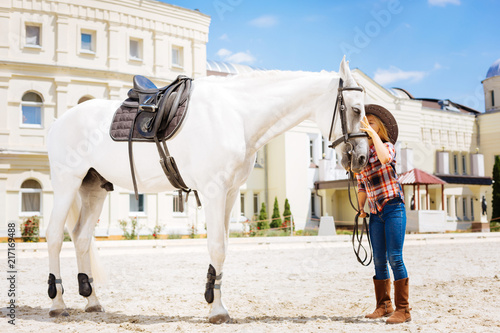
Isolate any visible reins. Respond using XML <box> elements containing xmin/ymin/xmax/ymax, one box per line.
<box><xmin>347</xmin><ymin>170</ymin><xmax>372</xmax><ymax>266</ymax></box>
<box><xmin>328</xmin><ymin>77</ymin><xmax>372</xmax><ymax>266</ymax></box>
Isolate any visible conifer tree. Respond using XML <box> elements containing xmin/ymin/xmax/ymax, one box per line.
<box><xmin>283</xmin><ymin>198</ymin><xmax>294</xmax><ymax>232</ymax></box>
<box><xmin>270</xmin><ymin>197</ymin><xmax>282</xmax><ymax>228</ymax></box>
<box><xmin>257</xmin><ymin>202</ymin><xmax>269</xmax><ymax>230</ymax></box>
<box><xmin>492</xmin><ymin>156</ymin><xmax>500</xmax><ymax>224</ymax></box>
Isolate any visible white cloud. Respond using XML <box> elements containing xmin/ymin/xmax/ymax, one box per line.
<box><xmin>216</xmin><ymin>48</ymin><xmax>256</xmax><ymax>65</ymax></box>
<box><xmin>249</xmin><ymin>15</ymin><xmax>278</xmax><ymax>28</ymax></box>
<box><xmin>373</xmin><ymin>66</ymin><xmax>428</xmax><ymax>85</ymax></box>
<box><xmin>216</xmin><ymin>48</ymin><xmax>232</xmax><ymax>57</ymax></box>
<box><xmin>219</xmin><ymin>33</ymin><xmax>229</xmax><ymax>41</ymax></box>
<box><xmin>428</xmin><ymin>0</ymin><xmax>461</xmax><ymax>7</ymax></box>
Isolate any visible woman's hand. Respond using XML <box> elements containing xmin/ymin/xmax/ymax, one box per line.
<box><xmin>360</xmin><ymin>116</ymin><xmax>376</xmax><ymax>139</ymax></box>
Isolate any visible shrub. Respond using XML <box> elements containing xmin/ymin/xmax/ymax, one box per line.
<box><xmin>21</xmin><ymin>216</ymin><xmax>39</xmax><ymax>242</ymax></box>
<box><xmin>119</xmin><ymin>217</ymin><xmax>139</xmax><ymax>240</ymax></box>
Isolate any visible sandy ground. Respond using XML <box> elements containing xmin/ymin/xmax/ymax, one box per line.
<box><xmin>1</xmin><ymin>233</ymin><xmax>500</xmax><ymax>332</ymax></box>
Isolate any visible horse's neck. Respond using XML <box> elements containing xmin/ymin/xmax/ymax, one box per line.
<box><xmin>235</xmin><ymin>71</ymin><xmax>336</xmax><ymax>153</ymax></box>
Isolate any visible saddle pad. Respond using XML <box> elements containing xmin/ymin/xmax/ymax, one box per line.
<box><xmin>109</xmin><ymin>91</ymin><xmax>189</xmax><ymax>142</ymax></box>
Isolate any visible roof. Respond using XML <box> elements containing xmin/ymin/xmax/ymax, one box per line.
<box><xmin>486</xmin><ymin>58</ymin><xmax>500</xmax><ymax>79</ymax></box>
<box><xmin>399</xmin><ymin>168</ymin><xmax>446</xmax><ymax>185</ymax></box>
<box><xmin>206</xmin><ymin>60</ymin><xmax>263</xmax><ymax>76</ymax></box>
<box><xmin>436</xmin><ymin>174</ymin><xmax>493</xmax><ymax>186</ymax></box>
<box><xmin>416</xmin><ymin>98</ymin><xmax>480</xmax><ymax>114</ymax></box>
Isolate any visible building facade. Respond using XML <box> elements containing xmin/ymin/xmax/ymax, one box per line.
<box><xmin>0</xmin><ymin>0</ymin><xmax>210</xmax><ymax>238</ymax></box>
<box><xmin>233</xmin><ymin>65</ymin><xmax>498</xmax><ymax>232</ymax></box>
<box><xmin>1</xmin><ymin>0</ymin><xmax>498</xmax><ymax>238</ymax></box>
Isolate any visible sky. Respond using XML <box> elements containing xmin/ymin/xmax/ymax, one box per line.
<box><xmin>162</xmin><ymin>0</ymin><xmax>500</xmax><ymax>112</ymax></box>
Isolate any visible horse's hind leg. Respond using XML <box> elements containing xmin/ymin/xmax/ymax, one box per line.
<box><xmin>46</xmin><ymin>176</ymin><xmax>81</xmax><ymax>317</ymax></box>
<box><xmin>72</xmin><ymin>169</ymin><xmax>108</xmax><ymax>312</ymax></box>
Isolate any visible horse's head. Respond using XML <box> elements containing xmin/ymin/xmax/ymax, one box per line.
<box><xmin>317</xmin><ymin>57</ymin><xmax>369</xmax><ymax>174</ymax></box>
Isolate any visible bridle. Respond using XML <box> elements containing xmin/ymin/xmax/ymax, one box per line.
<box><xmin>328</xmin><ymin>78</ymin><xmax>368</xmax><ymax>150</ymax></box>
<box><xmin>327</xmin><ymin>77</ymin><xmax>372</xmax><ymax>266</ymax></box>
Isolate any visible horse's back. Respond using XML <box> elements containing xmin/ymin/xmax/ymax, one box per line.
<box><xmin>47</xmin><ymin>99</ymin><xmax>121</xmax><ymax>178</ymax></box>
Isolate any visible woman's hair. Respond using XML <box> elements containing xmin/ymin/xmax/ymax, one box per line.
<box><xmin>368</xmin><ymin>114</ymin><xmax>390</xmax><ymax>143</ymax></box>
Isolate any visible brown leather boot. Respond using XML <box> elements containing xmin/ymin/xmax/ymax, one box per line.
<box><xmin>365</xmin><ymin>277</ymin><xmax>394</xmax><ymax>319</ymax></box>
<box><xmin>386</xmin><ymin>277</ymin><xmax>411</xmax><ymax>324</ymax></box>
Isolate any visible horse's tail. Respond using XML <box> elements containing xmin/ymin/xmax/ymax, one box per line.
<box><xmin>65</xmin><ymin>193</ymin><xmax>108</xmax><ymax>285</ymax></box>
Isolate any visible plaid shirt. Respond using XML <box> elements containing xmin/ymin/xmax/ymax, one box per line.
<box><xmin>356</xmin><ymin>142</ymin><xmax>404</xmax><ymax>214</ymax></box>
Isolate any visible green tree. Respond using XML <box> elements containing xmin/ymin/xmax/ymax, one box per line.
<box><xmin>492</xmin><ymin>156</ymin><xmax>500</xmax><ymax>225</ymax></box>
<box><xmin>270</xmin><ymin>197</ymin><xmax>282</xmax><ymax>228</ymax></box>
<box><xmin>257</xmin><ymin>202</ymin><xmax>270</xmax><ymax>230</ymax></box>
<box><xmin>282</xmin><ymin>198</ymin><xmax>294</xmax><ymax>232</ymax></box>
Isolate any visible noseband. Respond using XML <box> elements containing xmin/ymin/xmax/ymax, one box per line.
<box><xmin>328</xmin><ymin>78</ymin><xmax>367</xmax><ymax>149</ymax></box>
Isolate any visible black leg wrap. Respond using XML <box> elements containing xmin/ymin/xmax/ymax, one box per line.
<box><xmin>204</xmin><ymin>264</ymin><xmax>223</xmax><ymax>304</ymax></box>
<box><xmin>48</xmin><ymin>273</ymin><xmax>63</xmax><ymax>299</ymax></box>
<box><xmin>205</xmin><ymin>264</ymin><xmax>216</xmax><ymax>304</ymax></box>
<box><xmin>78</xmin><ymin>273</ymin><xmax>93</xmax><ymax>297</ymax></box>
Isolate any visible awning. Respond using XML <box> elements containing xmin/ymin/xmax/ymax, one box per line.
<box><xmin>399</xmin><ymin>168</ymin><xmax>446</xmax><ymax>185</ymax></box>
<box><xmin>436</xmin><ymin>174</ymin><xmax>492</xmax><ymax>186</ymax></box>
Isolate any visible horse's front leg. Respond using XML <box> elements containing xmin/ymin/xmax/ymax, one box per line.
<box><xmin>204</xmin><ymin>190</ymin><xmax>237</xmax><ymax>324</ymax></box>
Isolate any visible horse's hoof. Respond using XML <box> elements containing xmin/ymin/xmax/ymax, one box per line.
<box><xmin>85</xmin><ymin>305</ymin><xmax>104</xmax><ymax>313</ymax></box>
<box><xmin>209</xmin><ymin>313</ymin><xmax>231</xmax><ymax>324</ymax></box>
<box><xmin>49</xmin><ymin>309</ymin><xmax>69</xmax><ymax>317</ymax></box>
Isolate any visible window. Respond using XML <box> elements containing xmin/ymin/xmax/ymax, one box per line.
<box><xmin>462</xmin><ymin>197</ymin><xmax>467</xmax><ymax>220</ymax></box>
<box><xmin>462</xmin><ymin>154</ymin><xmax>467</xmax><ymax>175</ymax></box>
<box><xmin>172</xmin><ymin>191</ymin><xmax>186</xmax><ymax>215</ymax></box>
<box><xmin>453</xmin><ymin>154</ymin><xmax>458</xmax><ymax>175</ymax></box>
<box><xmin>470</xmin><ymin>197</ymin><xmax>474</xmax><ymax>221</ymax></box>
<box><xmin>311</xmin><ymin>192</ymin><xmax>317</xmax><ymax>217</ymax></box>
<box><xmin>20</xmin><ymin>179</ymin><xmax>42</xmax><ymax>215</ymax></box>
<box><xmin>81</xmin><ymin>31</ymin><xmax>95</xmax><ymax>53</ymax></box>
<box><xmin>309</xmin><ymin>139</ymin><xmax>314</xmax><ymax>163</ymax></box>
<box><xmin>129</xmin><ymin>38</ymin><xmax>142</xmax><ymax>60</ymax></box>
<box><xmin>129</xmin><ymin>194</ymin><xmax>145</xmax><ymax>214</ymax></box>
<box><xmin>240</xmin><ymin>193</ymin><xmax>245</xmax><ymax>216</ymax></box>
<box><xmin>26</xmin><ymin>25</ymin><xmax>41</xmax><ymax>47</ymax></box>
<box><xmin>321</xmin><ymin>137</ymin><xmax>326</xmax><ymax>158</ymax></box>
<box><xmin>253</xmin><ymin>193</ymin><xmax>259</xmax><ymax>215</ymax></box>
<box><xmin>492</xmin><ymin>90</ymin><xmax>495</xmax><ymax>107</ymax></box>
<box><xmin>172</xmin><ymin>46</ymin><xmax>183</xmax><ymax>68</ymax></box>
<box><xmin>21</xmin><ymin>92</ymin><xmax>43</xmax><ymax>127</ymax></box>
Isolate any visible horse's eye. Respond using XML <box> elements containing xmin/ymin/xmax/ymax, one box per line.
<box><xmin>352</xmin><ymin>107</ymin><xmax>361</xmax><ymax>114</ymax></box>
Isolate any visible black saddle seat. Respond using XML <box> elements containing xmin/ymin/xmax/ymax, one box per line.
<box><xmin>133</xmin><ymin>75</ymin><xmax>158</xmax><ymax>93</ymax></box>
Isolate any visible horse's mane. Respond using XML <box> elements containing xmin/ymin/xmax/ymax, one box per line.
<box><xmin>197</xmin><ymin>69</ymin><xmax>337</xmax><ymax>83</ymax></box>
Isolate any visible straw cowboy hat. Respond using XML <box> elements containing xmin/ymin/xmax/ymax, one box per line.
<box><xmin>365</xmin><ymin>104</ymin><xmax>399</xmax><ymax>144</ymax></box>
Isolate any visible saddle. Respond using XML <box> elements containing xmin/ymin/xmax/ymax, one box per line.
<box><xmin>110</xmin><ymin>75</ymin><xmax>200</xmax><ymax>211</ymax></box>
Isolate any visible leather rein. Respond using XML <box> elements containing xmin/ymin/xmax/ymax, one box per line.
<box><xmin>327</xmin><ymin>78</ymin><xmax>372</xmax><ymax>266</ymax></box>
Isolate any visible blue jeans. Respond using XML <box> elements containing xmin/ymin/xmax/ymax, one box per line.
<box><xmin>369</xmin><ymin>197</ymin><xmax>408</xmax><ymax>281</ymax></box>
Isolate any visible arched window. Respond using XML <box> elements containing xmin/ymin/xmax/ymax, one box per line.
<box><xmin>20</xmin><ymin>179</ymin><xmax>42</xmax><ymax>215</ymax></box>
<box><xmin>21</xmin><ymin>92</ymin><xmax>43</xmax><ymax>127</ymax></box>
<box><xmin>78</xmin><ymin>96</ymin><xmax>93</xmax><ymax>104</ymax></box>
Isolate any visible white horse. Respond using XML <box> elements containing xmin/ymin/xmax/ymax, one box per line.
<box><xmin>45</xmin><ymin>57</ymin><xmax>368</xmax><ymax>323</ymax></box>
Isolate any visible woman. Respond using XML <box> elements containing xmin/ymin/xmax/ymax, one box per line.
<box><xmin>357</xmin><ymin>104</ymin><xmax>411</xmax><ymax>324</ymax></box>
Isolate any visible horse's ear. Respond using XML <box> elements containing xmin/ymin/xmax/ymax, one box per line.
<box><xmin>339</xmin><ymin>55</ymin><xmax>356</xmax><ymax>86</ymax></box>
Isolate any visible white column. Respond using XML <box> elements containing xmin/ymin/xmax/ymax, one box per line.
<box><xmin>56</xmin><ymin>16</ymin><xmax>69</xmax><ymax>64</ymax></box>
<box><xmin>107</xmin><ymin>23</ymin><xmax>120</xmax><ymax>71</ymax></box>
<box><xmin>449</xmin><ymin>195</ymin><xmax>456</xmax><ymax>218</ymax></box>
